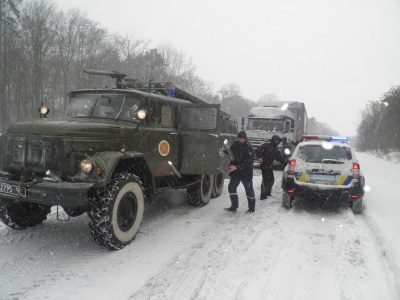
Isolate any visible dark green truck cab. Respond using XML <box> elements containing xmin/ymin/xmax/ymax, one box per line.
<box><xmin>0</xmin><ymin>71</ymin><xmax>237</xmax><ymax>249</ymax></box>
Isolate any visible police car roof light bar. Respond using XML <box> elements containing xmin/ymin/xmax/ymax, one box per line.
<box><xmin>301</xmin><ymin>135</ymin><xmax>348</xmax><ymax>143</ymax></box>
<box><xmin>330</xmin><ymin>136</ymin><xmax>348</xmax><ymax>143</ymax></box>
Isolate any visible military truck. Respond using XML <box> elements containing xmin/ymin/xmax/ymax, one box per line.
<box><xmin>0</xmin><ymin>70</ymin><xmax>237</xmax><ymax>250</ymax></box>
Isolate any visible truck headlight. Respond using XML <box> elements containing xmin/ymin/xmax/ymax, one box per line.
<box><xmin>39</xmin><ymin>106</ymin><xmax>50</xmax><ymax>118</ymax></box>
<box><xmin>137</xmin><ymin>109</ymin><xmax>147</xmax><ymax>120</ymax></box>
<box><xmin>80</xmin><ymin>159</ymin><xmax>93</xmax><ymax>173</ymax></box>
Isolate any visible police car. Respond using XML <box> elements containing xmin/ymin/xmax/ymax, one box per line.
<box><xmin>281</xmin><ymin>135</ymin><xmax>365</xmax><ymax>213</ymax></box>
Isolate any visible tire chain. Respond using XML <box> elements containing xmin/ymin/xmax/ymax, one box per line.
<box><xmin>87</xmin><ymin>172</ymin><xmax>145</xmax><ymax>249</ymax></box>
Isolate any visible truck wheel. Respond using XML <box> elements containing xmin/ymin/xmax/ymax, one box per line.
<box><xmin>0</xmin><ymin>199</ymin><xmax>51</xmax><ymax>229</ymax></box>
<box><xmin>187</xmin><ymin>175</ymin><xmax>214</xmax><ymax>207</ymax></box>
<box><xmin>211</xmin><ymin>173</ymin><xmax>225</xmax><ymax>198</ymax></box>
<box><xmin>88</xmin><ymin>173</ymin><xmax>145</xmax><ymax>250</ymax></box>
<box><xmin>282</xmin><ymin>193</ymin><xmax>293</xmax><ymax>209</ymax></box>
<box><xmin>352</xmin><ymin>197</ymin><xmax>363</xmax><ymax>214</ymax></box>
<box><xmin>62</xmin><ymin>206</ymin><xmax>87</xmax><ymax>217</ymax></box>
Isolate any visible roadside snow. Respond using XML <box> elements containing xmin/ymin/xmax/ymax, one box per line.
<box><xmin>0</xmin><ymin>153</ymin><xmax>399</xmax><ymax>300</ymax></box>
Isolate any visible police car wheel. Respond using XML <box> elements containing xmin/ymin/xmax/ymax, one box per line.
<box><xmin>187</xmin><ymin>175</ymin><xmax>214</xmax><ymax>207</ymax></box>
<box><xmin>352</xmin><ymin>197</ymin><xmax>363</xmax><ymax>214</ymax></box>
<box><xmin>0</xmin><ymin>199</ymin><xmax>51</xmax><ymax>230</ymax></box>
<box><xmin>88</xmin><ymin>173</ymin><xmax>145</xmax><ymax>250</ymax></box>
<box><xmin>282</xmin><ymin>193</ymin><xmax>293</xmax><ymax>209</ymax></box>
<box><xmin>211</xmin><ymin>173</ymin><xmax>225</xmax><ymax>198</ymax></box>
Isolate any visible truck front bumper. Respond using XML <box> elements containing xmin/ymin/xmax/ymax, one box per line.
<box><xmin>0</xmin><ymin>178</ymin><xmax>93</xmax><ymax>206</ymax></box>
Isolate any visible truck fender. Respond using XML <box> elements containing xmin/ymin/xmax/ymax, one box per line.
<box><xmin>90</xmin><ymin>151</ymin><xmax>152</xmax><ymax>190</ymax></box>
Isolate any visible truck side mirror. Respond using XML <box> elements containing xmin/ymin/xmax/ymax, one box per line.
<box><xmin>241</xmin><ymin>118</ymin><xmax>245</xmax><ymax>130</ymax></box>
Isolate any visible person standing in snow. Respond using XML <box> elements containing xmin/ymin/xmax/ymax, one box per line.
<box><xmin>222</xmin><ymin>131</ymin><xmax>256</xmax><ymax>213</ymax></box>
<box><xmin>280</xmin><ymin>137</ymin><xmax>295</xmax><ymax>166</ymax></box>
<box><xmin>257</xmin><ymin>135</ymin><xmax>285</xmax><ymax>200</ymax></box>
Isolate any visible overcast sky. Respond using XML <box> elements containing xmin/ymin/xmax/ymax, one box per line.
<box><xmin>53</xmin><ymin>0</ymin><xmax>400</xmax><ymax>136</ymax></box>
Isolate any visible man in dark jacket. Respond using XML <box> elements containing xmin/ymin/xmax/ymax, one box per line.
<box><xmin>280</xmin><ymin>137</ymin><xmax>294</xmax><ymax>166</ymax></box>
<box><xmin>223</xmin><ymin>131</ymin><xmax>256</xmax><ymax>213</ymax></box>
<box><xmin>257</xmin><ymin>135</ymin><xmax>285</xmax><ymax>200</ymax></box>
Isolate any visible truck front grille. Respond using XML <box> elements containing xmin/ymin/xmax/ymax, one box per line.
<box><xmin>0</xmin><ymin>134</ymin><xmax>65</xmax><ymax>177</ymax></box>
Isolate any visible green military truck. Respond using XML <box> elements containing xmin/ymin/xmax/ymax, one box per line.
<box><xmin>0</xmin><ymin>70</ymin><xmax>237</xmax><ymax>250</ymax></box>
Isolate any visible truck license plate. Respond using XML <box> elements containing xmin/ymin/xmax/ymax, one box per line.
<box><xmin>0</xmin><ymin>182</ymin><xmax>26</xmax><ymax>197</ymax></box>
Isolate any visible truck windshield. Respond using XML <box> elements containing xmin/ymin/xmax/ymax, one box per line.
<box><xmin>66</xmin><ymin>94</ymin><xmax>144</xmax><ymax>123</ymax></box>
<box><xmin>247</xmin><ymin>119</ymin><xmax>284</xmax><ymax>132</ymax></box>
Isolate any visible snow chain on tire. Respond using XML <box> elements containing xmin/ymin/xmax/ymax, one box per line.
<box><xmin>0</xmin><ymin>200</ymin><xmax>51</xmax><ymax>229</ymax></box>
<box><xmin>187</xmin><ymin>175</ymin><xmax>214</xmax><ymax>207</ymax></box>
<box><xmin>87</xmin><ymin>172</ymin><xmax>145</xmax><ymax>250</ymax></box>
<box><xmin>211</xmin><ymin>173</ymin><xmax>225</xmax><ymax>198</ymax></box>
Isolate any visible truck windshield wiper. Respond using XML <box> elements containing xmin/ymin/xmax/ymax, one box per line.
<box><xmin>114</xmin><ymin>96</ymin><xmax>127</xmax><ymax>121</ymax></box>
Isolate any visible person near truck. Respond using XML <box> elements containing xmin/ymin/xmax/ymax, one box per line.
<box><xmin>280</xmin><ymin>137</ymin><xmax>295</xmax><ymax>165</ymax></box>
<box><xmin>257</xmin><ymin>135</ymin><xmax>285</xmax><ymax>200</ymax></box>
<box><xmin>222</xmin><ymin>131</ymin><xmax>256</xmax><ymax>213</ymax></box>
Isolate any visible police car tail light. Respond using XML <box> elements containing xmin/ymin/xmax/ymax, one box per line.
<box><xmin>288</xmin><ymin>159</ymin><xmax>296</xmax><ymax>175</ymax></box>
<box><xmin>352</xmin><ymin>163</ymin><xmax>360</xmax><ymax>180</ymax></box>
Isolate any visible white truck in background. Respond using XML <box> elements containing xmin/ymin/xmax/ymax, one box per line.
<box><xmin>241</xmin><ymin>101</ymin><xmax>308</xmax><ymax>162</ymax></box>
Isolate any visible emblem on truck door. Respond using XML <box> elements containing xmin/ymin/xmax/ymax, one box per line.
<box><xmin>158</xmin><ymin>140</ymin><xmax>170</xmax><ymax>156</ymax></box>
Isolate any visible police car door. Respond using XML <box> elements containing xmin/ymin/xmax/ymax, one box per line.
<box><xmin>178</xmin><ymin>104</ymin><xmax>221</xmax><ymax>175</ymax></box>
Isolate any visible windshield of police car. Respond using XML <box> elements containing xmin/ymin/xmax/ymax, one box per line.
<box><xmin>247</xmin><ymin>119</ymin><xmax>285</xmax><ymax>132</ymax></box>
<box><xmin>66</xmin><ymin>94</ymin><xmax>144</xmax><ymax>122</ymax></box>
<box><xmin>298</xmin><ymin>145</ymin><xmax>352</xmax><ymax>163</ymax></box>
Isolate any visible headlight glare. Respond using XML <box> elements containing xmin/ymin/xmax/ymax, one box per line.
<box><xmin>80</xmin><ymin>159</ymin><xmax>93</xmax><ymax>173</ymax></box>
<box><xmin>40</xmin><ymin>106</ymin><xmax>49</xmax><ymax>115</ymax></box>
<box><xmin>137</xmin><ymin>109</ymin><xmax>147</xmax><ymax>119</ymax></box>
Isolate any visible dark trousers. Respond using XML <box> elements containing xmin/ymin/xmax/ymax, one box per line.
<box><xmin>261</xmin><ymin>167</ymin><xmax>274</xmax><ymax>199</ymax></box>
<box><xmin>228</xmin><ymin>178</ymin><xmax>256</xmax><ymax>211</ymax></box>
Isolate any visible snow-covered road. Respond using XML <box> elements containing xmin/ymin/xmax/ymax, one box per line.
<box><xmin>0</xmin><ymin>154</ymin><xmax>398</xmax><ymax>300</ymax></box>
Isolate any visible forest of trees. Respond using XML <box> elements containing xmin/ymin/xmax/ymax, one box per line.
<box><xmin>0</xmin><ymin>0</ymin><xmax>352</xmax><ymax>142</ymax></box>
<box><xmin>0</xmin><ymin>0</ymin><xmax>222</xmax><ymax>132</ymax></box>
<box><xmin>356</xmin><ymin>86</ymin><xmax>400</xmax><ymax>152</ymax></box>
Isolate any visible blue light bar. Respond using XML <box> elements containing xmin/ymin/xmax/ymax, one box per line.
<box><xmin>167</xmin><ymin>87</ymin><xmax>175</xmax><ymax>97</ymax></box>
<box><xmin>330</xmin><ymin>136</ymin><xmax>348</xmax><ymax>142</ymax></box>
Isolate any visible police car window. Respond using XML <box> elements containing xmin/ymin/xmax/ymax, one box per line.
<box><xmin>298</xmin><ymin>145</ymin><xmax>351</xmax><ymax>163</ymax></box>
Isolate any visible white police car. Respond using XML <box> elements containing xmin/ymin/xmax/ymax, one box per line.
<box><xmin>281</xmin><ymin>135</ymin><xmax>365</xmax><ymax>213</ymax></box>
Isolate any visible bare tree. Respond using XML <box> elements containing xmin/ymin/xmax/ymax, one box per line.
<box><xmin>20</xmin><ymin>0</ymin><xmax>57</xmax><ymax>118</ymax></box>
<box><xmin>158</xmin><ymin>43</ymin><xmax>196</xmax><ymax>85</ymax></box>
<box><xmin>0</xmin><ymin>0</ymin><xmax>22</xmax><ymax>131</ymax></box>
<box><xmin>257</xmin><ymin>93</ymin><xmax>278</xmax><ymax>105</ymax></box>
<box><xmin>356</xmin><ymin>101</ymin><xmax>385</xmax><ymax>151</ymax></box>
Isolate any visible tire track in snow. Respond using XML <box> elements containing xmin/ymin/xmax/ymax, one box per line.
<box><xmin>128</xmin><ymin>175</ymin><xmax>286</xmax><ymax>299</ymax></box>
